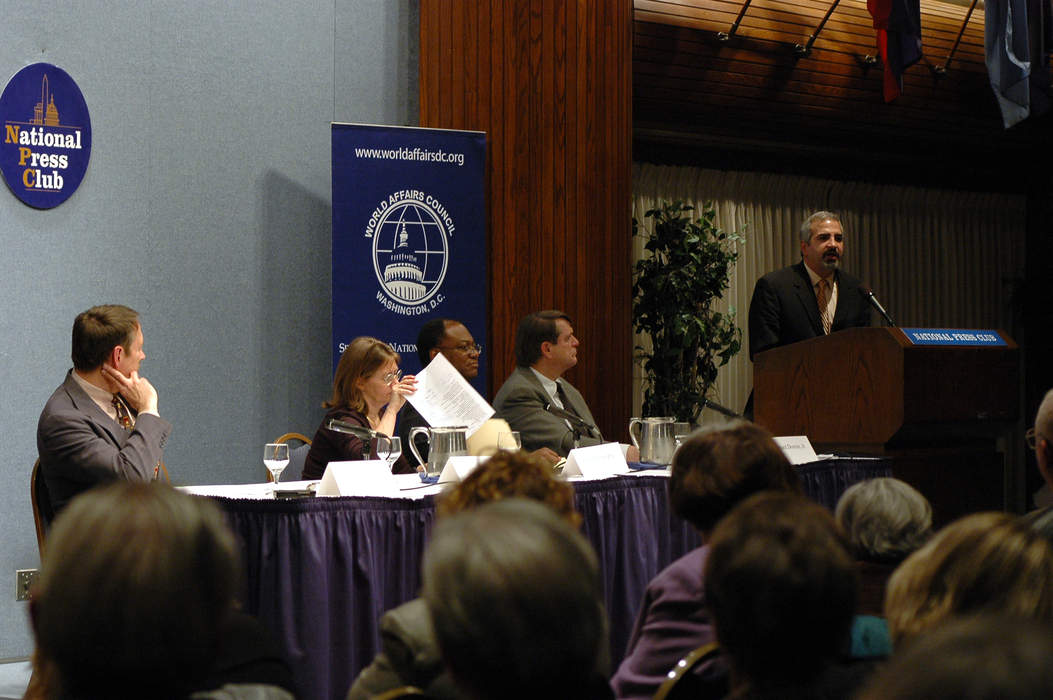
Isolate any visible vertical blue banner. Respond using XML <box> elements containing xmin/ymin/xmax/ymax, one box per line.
<box><xmin>332</xmin><ymin>123</ymin><xmax>488</xmax><ymax>394</ymax></box>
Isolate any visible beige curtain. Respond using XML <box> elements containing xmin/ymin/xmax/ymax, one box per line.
<box><xmin>632</xmin><ymin>163</ymin><xmax>1026</xmax><ymax>423</ymax></box>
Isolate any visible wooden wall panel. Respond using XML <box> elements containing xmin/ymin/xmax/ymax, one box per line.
<box><xmin>420</xmin><ymin>0</ymin><xmax>634</xmax><ymax>442</ymax></box>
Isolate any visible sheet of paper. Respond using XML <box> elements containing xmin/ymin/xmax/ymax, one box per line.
<box><xmin>406</xmin><ymin>352</ymin><xmax>494</xmax><ymax>436</ymax></box>
<box><xmin>563</xmin><ymin>442</ymin><xmax>629</xmax><ymax>479</ymax></box>
<box><xmin>773</xmin><ymin>435</ymin><xmax>820</xmax><ymax>465</ymax></box>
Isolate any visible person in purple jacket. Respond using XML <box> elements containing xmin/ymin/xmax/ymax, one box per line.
<box><xmin>610</xmin><ymin>420</ymin><xmax>800</xmax><ymax>700</ymax></box>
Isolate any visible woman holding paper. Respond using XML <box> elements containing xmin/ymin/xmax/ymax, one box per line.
<box><xmin>301</xmin><ymin>336</ymin><xmax>417</xmax><ymax>479</ymax></box>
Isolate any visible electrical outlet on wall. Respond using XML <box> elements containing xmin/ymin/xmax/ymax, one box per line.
<box><xmin>16</xmin><ymin>569</ymin><xmax>39</xmax><ymax>601</ymax></box>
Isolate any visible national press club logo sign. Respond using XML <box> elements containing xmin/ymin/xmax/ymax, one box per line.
<box><xmin>0</xmin><ymin>63</ymin><xmax>92</xmax><ymax>209</ymax></box>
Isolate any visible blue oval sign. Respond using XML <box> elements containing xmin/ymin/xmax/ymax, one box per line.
<box><xmin>0</xmin><ymin>63</ymin><xmax>92</xmax><ymax>209</ymax></box>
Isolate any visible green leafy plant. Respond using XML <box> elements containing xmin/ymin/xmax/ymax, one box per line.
<box><xmin>632</xmin><ymin>200</ymin><xmax>744</xmax><ymax>424</ymax></box>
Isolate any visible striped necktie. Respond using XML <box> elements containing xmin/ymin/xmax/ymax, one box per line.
<box><xmin>816</xmin><ymin>278</ymin><xmax>833</xmax><ymax>335</ymax></box>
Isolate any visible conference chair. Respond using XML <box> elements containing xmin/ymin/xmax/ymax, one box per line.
<box><xmin>269</xmin><ymin>432</ymin><xmax>313</xmax><ymax>482</ymax></box>
<box><xmin>30</xmin><ymin>459</ymin><xmax>54</xmax><ymax>560</ymax></box>
<box><xmin>653</xmin><ymin>642</ymin><xmax>724</xmax><ymax>700</ymax></box>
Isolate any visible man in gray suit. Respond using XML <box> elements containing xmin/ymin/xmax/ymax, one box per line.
<box><xmin>494</xmin><ymin>310</ymin><xmax>637</xmax><ymax>460</ymax></box>
<box><xmin>37</xmin><ymin>304</ymin><xmax>172</xmax><ymax>516</ymax></box>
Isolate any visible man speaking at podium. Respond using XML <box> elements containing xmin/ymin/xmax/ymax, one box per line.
<box><xmin>748</xmin><ymin>211</ymin><xmax>872</xmax><ymax>360</ymax></box>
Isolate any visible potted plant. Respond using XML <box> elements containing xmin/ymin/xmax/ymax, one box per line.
<box><xmin>632</xmin><ymin>200</ymin><xmax>744</xmax><ymax>424</ymax></box>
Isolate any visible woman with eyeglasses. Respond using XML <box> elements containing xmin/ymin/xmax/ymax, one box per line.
<box><xmin>302</xmin><ymin>336</ymin><xmax>417</xmax><ymax>478</ymax></box>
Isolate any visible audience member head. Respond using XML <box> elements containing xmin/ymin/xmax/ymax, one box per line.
<box><xmin>1033</xmin><ymin>387</ymin><xmax>1053</xmax><ymax>488</ymax></box>
<box><xmin>436</xmin><ymin>449</ymin><xmax>580</xmax><ymax>527</ymax></box>
<box><xmin>417</xmin><ymin>318</ymin><xmax>480</xmax><ymax>379</ymax></box>
<box><xmin>71</xmin><ymin>304</ymin><xmax>141</xmax><ymax>372</ymax></box>
<box><xmin>704</xmin><ymin>492</ymin><xmax>857</xmax><ymax>695</ymax></box>
<box><xmin>30</xmin><ymin>482</ymin><xmax>240</xmax><ymax>700</ymax></box>
<box><xmin>669</xmin><ymin>420</ymin><xmax>799</xmax><ymax>535</ymax></box>
<box><xmin>514</xmin><ymin>309</ymin><xmax>572</xmax><ymax>368</ymax></box>
<box><xmin>835</xmin><ymin>477</ymin><xmax>932</xmax><ymax>564</ymax></box>
<box><xmin>884</xmin><ymin>511</ymin><xmax>1053</xmax><ymax>648</ymax></box>
<box><xmin>325</xmin><ymin>336</ymin><xmax>400</xmax><ymax>413</ymax></box>
<box><xmin>703</xmin><ymin>490</ymin><xmax>850</xmax><ymax>694</ymax></box>
<box><xmin>423</xmin><ymin>499</ymin><xmax>605</xmax><ymax>700</ymax></box>
<box><xmin>856</xmin><ymin>614</ymin><xmax>1053</xmax><ymax>700</ymax></box>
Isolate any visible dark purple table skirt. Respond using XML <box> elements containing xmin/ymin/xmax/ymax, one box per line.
<box><xmin>796</xmin><ymin>457</ymin><xmax>892</xmax><ymax>511</ymax></box>
<box><xmin>214</xmin><ymin>461</ymin><xmax>888</xmax><ymax>700</ymax></box>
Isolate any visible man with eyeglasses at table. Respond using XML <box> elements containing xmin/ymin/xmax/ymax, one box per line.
<box><xmin>399</xmin><ymin>318</ymin><xmax>486</xmax><ymax>469</ymax></box>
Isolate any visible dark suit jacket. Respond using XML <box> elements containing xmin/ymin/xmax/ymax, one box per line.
<box><xmin>748</xmin><ymin>261</ymin><xmax>872</xmax><ymax>360</ymax></box>
<box><xmin>36</xmin><ymin>370</ymin><xmax>171</xmax><ymax>516</ymax></box>
<box><xmin>492</xmin><ymin>366</ymin><xmax>603</xmax><ymax>456</ymax></box>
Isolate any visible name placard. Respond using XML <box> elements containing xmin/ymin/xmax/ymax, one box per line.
<box><xmin>437</xmin><ymin>455</ymin><xmax>485</xmax><ymax>484</ymax></box>
<box><xmin>901</xmin><ymin>328</ymin><xmax>1006</xmax><ymax>347</ymax></box>
<box><xmin>317</xmin><ymin>460</ymin><xmax>397</xmax><ymax>497</ymax></box>
<box><xmin>564</xmin><ymin>442</ymin><xmax>629</xmax><ymax>479</ymax></box>
<box><xmin>773</xmin><ymin>435</ymin><xmax>820</xmax><ymax>465</ymax></box>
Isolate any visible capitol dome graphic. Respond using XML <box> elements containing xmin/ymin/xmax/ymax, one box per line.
<box><xmin>373</xmin><ymin>200</ymin><xmax>450</xmax><ymax>305</ymax></box>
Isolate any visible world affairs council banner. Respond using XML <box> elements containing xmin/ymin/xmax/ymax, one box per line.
<box><xmin>332</xmin><ymin>123</ymin><xmax>488</xmax><ymax>395</ymax></box>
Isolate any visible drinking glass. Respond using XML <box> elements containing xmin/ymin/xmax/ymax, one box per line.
<box><xmin>673</xmin><ymin>422</ymin><xmax>692</xmax><ymax>449</ymax></box>
<box><xmin>497</xmin><ymin>431</ymin><xmax>522</xmax><ymax>451</ymax></box>
<box><xmin>383</xmin><ymin>437</ymin><xmax>402</xmax><ymax>470</ymax></box>
<box><xmin>264</xmin><ymin>443</ymin><xmax>290</xmax><ymax>484</ymax></box>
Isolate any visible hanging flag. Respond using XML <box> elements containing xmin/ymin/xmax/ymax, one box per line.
<box><xmin>868</xmin><ymin>0</ymin><xmax>924</xmax><ymax>102</ymax></box>
<box><xmin>985</xmin><ymin>0</ymin><xmax>1033</xmax><ymax>128</ymax></box>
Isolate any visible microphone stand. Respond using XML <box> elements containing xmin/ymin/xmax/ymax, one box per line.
<box><xmin>703</xmin><ymin>399</ymin><xmax>742</xmax><ymax>419</ymax></box>
<box><xmin>861</xmin><ymin>287</ymin><xmax>896</xmax><ymax>327</ymax></box>
<box><xmin>545</xmin><ymin>403</ymin><xmax>597</xmax><ymax>448</ymax></box>
<box><xmin>326</xmin><ymin>418</ymin><xmax>381</xmax><ymax>460</ymax></box>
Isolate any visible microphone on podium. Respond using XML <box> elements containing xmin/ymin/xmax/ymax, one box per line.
<box><xmin>861</xmin><ymin>286</ymin><xmax>896</xmax><ymax>327</ymax></box>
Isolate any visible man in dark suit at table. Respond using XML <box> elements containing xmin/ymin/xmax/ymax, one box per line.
<box><xmin>399</xmin><ymin>317</ymin><xmax>482</xmax><ymax>468</ymax></box>
<box><xmin>37</xmin><ymin>304</ymin><xmax>171</xmax><ymax>516</ymax></box>
<box><xmin>494</xmin><ymin>309</ymin><xmax>640</xmax><ymax>460</ymax></box>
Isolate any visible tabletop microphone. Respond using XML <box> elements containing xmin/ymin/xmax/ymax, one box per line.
<box><xmin>326</xmin><ymin>418</ymin><xmax>388</xmax><ymax>460</ymax></box>
<box><xmin>544</xmin><ymin>402</ymin><xmax>596</xmax><ymax>433</ymax></box>
<box><xmin>325</xmin><ymin>418</ymin><xmax>378</xmax><ymax>441</ymax></box>
<box><xmin>703</xmin><ymin>399</ymin><xmax>742</xmax><ymax>419</ymax></box>
<box><xmin>861</xmin><ymin>287</ymin><xmax>896</xmax><ymax>327</ymax></box>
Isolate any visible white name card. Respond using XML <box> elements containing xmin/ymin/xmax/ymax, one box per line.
<box><xmin>773</xmin><ymin>436</ymin><xmax>820</xmax><ymax>465</ymax></box>
<box><xmin>317</xmin><ymin>460</ymin><xmax>397</xmax><ymax>497</ymax></box>
<box><xmin>563</xmin><ymin>442</ymin><xmax>629</xmax><ymax>479</ymax></box>
<box><xmin>438</xmin><ymin>455</ymin><xmax>486</xmax><ymax>484</ymax></box>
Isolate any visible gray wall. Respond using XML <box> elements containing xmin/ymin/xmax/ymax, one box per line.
<box><xmin>0</xmin><ymin>0</ymin><xmax>418</xmax><ymax>659</ymax></box>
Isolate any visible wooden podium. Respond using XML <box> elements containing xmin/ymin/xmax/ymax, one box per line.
<box><xmin>754</xmin><ymin>327</ymin><xmax>1019</xmax><ymax>524</ymax></box>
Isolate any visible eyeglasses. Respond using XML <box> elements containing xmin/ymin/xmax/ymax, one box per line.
<box><xmin>438</xmin><ymin>342</ymin><xmax>482</xmax><ymax>355</ymax></box>
<box><xmin>381</xmin><ymin>369</ymin><xmax>403</xmax><ymax>384</ymax></box>
<box><xmin>1026</xmin><ymin>427</ymin><xmax>1041</xmax><ymax>450</ymax></box>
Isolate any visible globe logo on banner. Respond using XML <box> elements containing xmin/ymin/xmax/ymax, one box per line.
<box><xmin>369</xmin><ymin>191</ymin><xmax>454</xmax><ymax>315</ymax></box>
<box><xmin>0</xmin><ymin>63</ymin><xmax>92</xmax><ymax>209</ymax></box>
